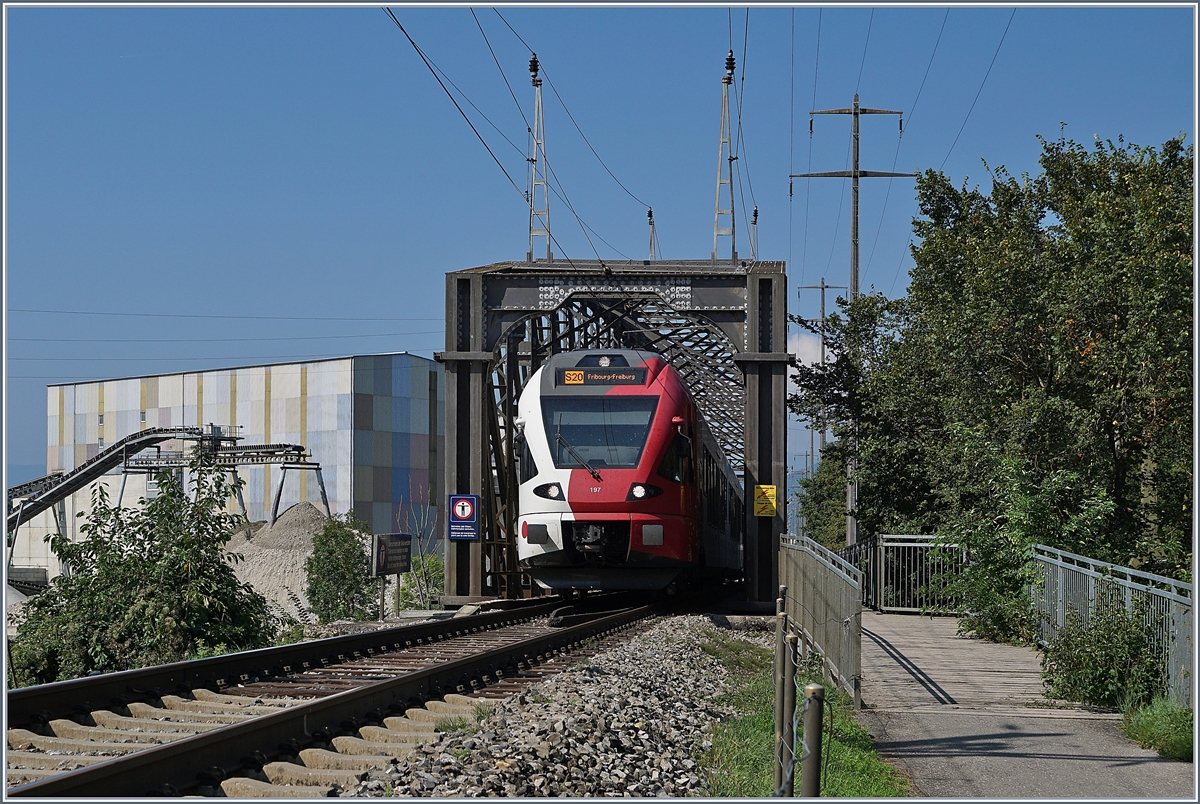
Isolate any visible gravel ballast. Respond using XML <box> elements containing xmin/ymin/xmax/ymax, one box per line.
<box><xmin>339</xmin><ymin>614</ymin><xmax>769</xmax><ymax>797</ymax></box>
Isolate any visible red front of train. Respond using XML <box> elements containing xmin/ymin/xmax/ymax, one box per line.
<box><xmin>516</xmin><ymin>349</ymin><xmax>742</xmax><ymax>591</ymax></box>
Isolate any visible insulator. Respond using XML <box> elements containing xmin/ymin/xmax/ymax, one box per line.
<box><xmin>899</xmin><ymin>116</ymin><xmax>904</xmax><ymax>136</ymax></box>
<box><xmin>529</xmin><ymin>53</ymin><xmax>539</xmax><ymax>78</ymax></box>
<box><xmin>647</xmin><ymin>207</ymin><xmax>654</xmax><ymax>222</ymax></box>
<box><xmin>752</xmin><ymin>206</ymin><xmax>759</xmax><ymax>224</ymax></box>
<box><xmin>809</xmin><ymin>117</ymin><xmax>813</xmax><ymax>137</ymax></box>
<box><xmin>725</xmin><ymin>50</ymin><xmax>736</xmax><ymax>74</ymax></box>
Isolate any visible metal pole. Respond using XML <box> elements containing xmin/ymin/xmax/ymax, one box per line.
<box><xmin>270</xmin><ymin>466</ymin><xmax>287</xmax><ymax>526</ymax></box>
<box><xmin>313</xmin><ymin>467</ymin><xmax>332</xmax><ymax>519</ymax></box>
<box><xmin>851</xmin><ymin>94</ymin><xmax>860</xmax><ymax>301</ymax></box>
<box><xmin>783</xmin><ymin>634</ymin><xmax>799</xmax><ymax>796</ymax></box>
<box><xmin>800</xmin><ymin>683</ymin><xmax>825</xmax><ymax>797</ymax></box>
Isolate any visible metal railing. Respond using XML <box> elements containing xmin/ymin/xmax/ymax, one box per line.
<box><xmin>780</xmin><ymin>536</ymin><xmax>862</xmax><ymax>708</ymax></box>
<box><xmin>1031</xmin><ymin>544</ymin><xmax>1193</xmax><ymax>708</ymax></box>
<box><xmin>837</xmin><ymin>534</ymin><xmax>962</xmax><ymax>613</ymax></box>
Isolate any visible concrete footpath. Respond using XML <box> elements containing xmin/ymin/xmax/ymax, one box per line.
<box><xmin>855</xmin><ymin>612</ymin><xmax>1195</xmax><ymax>798</ymax></box>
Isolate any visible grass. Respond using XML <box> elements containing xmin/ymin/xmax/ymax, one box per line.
<box><xmin>434</xmin><ymin>716</ymin><xmax>473</xmax><ymax>734</ymax></box>
<box><xmin>698</xmin><ymin>628</ymin><xmax>911</xmax><ymax>797</ymax></box>
<box><xmin>1121</xmin><ymin>697</ymin><xmax>1194</xmax><ymax>761</ymax></box>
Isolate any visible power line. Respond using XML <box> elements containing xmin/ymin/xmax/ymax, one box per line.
<box><xmin>8</xmin><ymin>346</ymin><xmax>441</xmax><ymax>363</ymax></box>
<box><xmin>788</xmin><ymin>8</ymin><xmax>796</xmax><ymax>284</ymax></box>
<box><xmin>866</xmin><ymin>8</ymin><xmax>950</xmax><ymax>286</ymax></box>
<box><xmin>905</xmin><ymin>8</ymin><xmax>950</xmax><ymax>133</ymax></box>
<box><xmin>940</xmin><ymin>8</ymin><xmax>1017</xmax><ymax>170</ymax></box>
<box><xmin>800</xmin><ymin>9</ymin><xmax>822</xmax><ymax>290</ymax></box>
<box><xmin>10</xmin><ymin>331</ymin><xmax>442</xmax><ymax>344</ymax></box>
<box><xmin>9</xmin><ymin>308</ymin><xmax>440</xmax><ymax>322</ymax></box>
<box><xmin>855</xmin><ymin>9</ymin><xmax>874</xmax><ymax>94</ymax></box>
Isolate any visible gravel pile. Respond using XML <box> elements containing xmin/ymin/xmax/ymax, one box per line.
<box><xmin>340</xmin><ymin>614</ymin><xmax>759</xmax><ymax>798</ymax></box>
<box><xmin>226</xmin><ymin>502</ymin><xmax>329</xmax><ymax>624</ymax></box>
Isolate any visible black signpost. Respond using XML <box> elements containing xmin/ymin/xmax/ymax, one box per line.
<box><xmin>371</xmin><ymin>533</ymin><xmax>413</xmax><ymax>576</ymax></box>
<box><xmin>372</xmin><ymin>533</ymin><xmax>413</xmax><ymax>620</ymax></box>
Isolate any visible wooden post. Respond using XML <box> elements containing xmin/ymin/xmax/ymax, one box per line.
<box><xmin>774</xmin><ymin>609</ymin><xmax>788</xmax><ymax>789</ymax></box>
<box><xmin>783</xmin><ymin>634</ymin><xmax>798</xmax><ymax>796</ymax></box>
<box><xmin>800</xmin><ymin>683</ymin><xmax>825</xmax><ymax>797</ymax></box>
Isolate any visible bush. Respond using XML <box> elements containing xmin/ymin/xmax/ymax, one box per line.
<box><xmin>394</xmin><ymin>552</ymin><xmax>445</xmax><ymax>611</ymax></box>
<box><xmin>304</xmin><ymin>514</ymin><xmax>378</xmax><ymax>623</ymax></box>
<box><xmin>1040</xmin><ymin>579</ymin><xmax>1163</xmax><ymax>707</ymax></box>
<box><xmin>10</xmin><ymin>456</ymin><xmax>277</xmax><ymax>686</ymax></box>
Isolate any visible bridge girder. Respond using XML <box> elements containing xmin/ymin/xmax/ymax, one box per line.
<box><xmin>437</xmin><ymin>259</ymin><xmax>787</xmax><ymax>602</ymax></box>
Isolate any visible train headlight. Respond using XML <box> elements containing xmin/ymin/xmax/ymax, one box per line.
<box><xmin>533</xmin><ymin>483</ymin><xmax>564</xmax><ymax>500</ymax></box>
<box><xmin>626</xmin><ymin>483</ymin><xmax>663</xmax><ymax>501</ymax></box>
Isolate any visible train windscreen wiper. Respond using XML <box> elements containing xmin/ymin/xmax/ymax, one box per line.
<box><xmin>556</xmin><ymin>416</ymin><xmax>602</xmax><ymax>481</ymax></box>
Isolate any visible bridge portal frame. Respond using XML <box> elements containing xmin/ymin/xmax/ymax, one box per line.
<box><xmin>436</xmin><ymin>259</ymin><xmax>787</xmax><ymax>603</ymax></box>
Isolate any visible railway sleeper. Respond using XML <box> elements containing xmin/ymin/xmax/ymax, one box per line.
<box><xmin>8</xmin><ymin>769</ymin><xmax>63</xmax><ymax>787</ymax></box>
<box><xmin>263</xmin><ymin>760</ymin><xmax>366</xmax><ymax>788</ymax></box>
<box><xmin>126</xmin><ymin>701</ymin><xmax>254</xmax><ymax>724</ymax></box>
<box><xmin>357</xmin><ymin>725</ymin><xmax>428</xmax><ymax>743</ymax></box>
<box><xmin>88</xmin><ymin>710</ymin><xmax>220</xmax><ymax>734</ymax></box>
<box><xmin>159</xmin><ymin>694</ymin><xmax>284</xmax><ymax>715</ymax></box>
<box><xmin>330</xmin><ymin>736</ymin><xmax>417</xmax><ymax>759</ymax></box>
<box><xmin>219</xmin><ymin>777</ymin><xmax>335</xmax><ymax>798</ymax></box>
<box><xmin>299</xmin><ymin>748</ymin><xmax>398</xmax><ymax>772</ymax></box>
<box><xmin>378</xmin><ymin>716</ymin><xmax>437</xmax><ymax>734</ymax></box>
<box><xmin>48</xmin><ymin>720</ymin><xmax>189</xmax><ymax>744</ymax></box>
<box><xmin>5</xmin><ymin>751</ymin><xmax>108</xmax><ymax>771</ymax></box>
<box><xmin>6</xmin><ymin>728</ymin><xmax>141</xmax><ymax>755</ymax></box>
<box><xmin>192</xmin><ymin>688</ymin><xmax>293</xmax><ymax>707</ymax></box>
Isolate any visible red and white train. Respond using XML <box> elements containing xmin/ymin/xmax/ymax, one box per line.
<box><xmin>515</xmin><ymin>349</ymin><xmax>744</xmax><ymax>591</ymax></box>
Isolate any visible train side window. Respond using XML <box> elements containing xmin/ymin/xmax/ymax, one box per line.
<box><xmin>656</xmin><ymin>433</ymin><xmax>690</xmax><ymax>484</ymax></box>
<box><xmin>519</xmin><ymin>434</ymin><xmax>539</xmax><ymax>483</ymax></box>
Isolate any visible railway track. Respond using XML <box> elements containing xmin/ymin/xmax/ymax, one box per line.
<box><xmin>7</xmin><ymin>599</ymin><xmax>653</xmax><ymax>796</ymax></box>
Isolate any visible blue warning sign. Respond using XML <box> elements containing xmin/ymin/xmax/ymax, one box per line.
<box><xmin>447</xmin><ymin>494</ymin><xmax>480</xmax><ymax>541</ymax></box>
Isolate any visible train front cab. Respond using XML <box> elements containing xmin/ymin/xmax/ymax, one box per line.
<box><xmin>515</xmin><ymin>350</ymin><xmax>741</xmax><ymax>592</ymax></box>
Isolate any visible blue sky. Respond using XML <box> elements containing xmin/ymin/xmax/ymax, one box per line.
<box><xmin>4</xmin><ymin>4</ymin><xmax>1195</xmax><ymax>485</ymax></box>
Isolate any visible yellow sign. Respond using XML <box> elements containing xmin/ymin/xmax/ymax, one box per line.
<box><xmin>753</xmin><ymin>484</ymin><xmax>777</xmax><ymax>517</ymax></box>
<box><xmin>564</xmin><ymin>370</ymin><xmax>584</xmax><ymax>385</ymax></box>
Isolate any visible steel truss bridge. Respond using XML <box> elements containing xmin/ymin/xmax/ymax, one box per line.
<box><xmin>436</xmin><ymin>258</ymin><xmax>788</xmax><ymax>603</ymax></box>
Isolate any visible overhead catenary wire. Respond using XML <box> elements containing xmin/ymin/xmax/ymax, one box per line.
<box><xmin>468</xmin><ymin>10</ymin><xmax>632</xmax><ymax>261</ymax></box>
<box><xmin>492</xmin><ymin>9</ymin><xmax>652</xmax><ymax>212</ymax></box>
<box><xmin>383</xmin><ymin>7</ymin><xmax>583</xmax><ymax>267</ymax></box>
<box><xmin>382</xmin><ymin>8</ymin><xmax>525</xmax><ymax>201</ymax></box>
<box><xmin>476</xmin><ymin>9</ymin><xmax>632</xmax><ymax>261</ymax></box>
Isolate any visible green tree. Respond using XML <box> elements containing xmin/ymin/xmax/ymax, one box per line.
<box><xmin>788</xmin><ymin>135</ymin><xmax>1192</xmax><ymax>640</ymax></box>
<box><xmin>304</xmin><ymin>514</ymin><xmax>378</xmax><ymax>623</ymax></box>
<box><xmin>10</xmin><ymin>455</ymin><xmax>276</xmax><ymax>686</ymax></box>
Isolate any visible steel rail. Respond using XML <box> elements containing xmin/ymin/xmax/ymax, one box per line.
<box><xmin>9</xmin><ymin>605</ymin><xmax>652</xmax><ymax>797</ymax></box>
<box><xmin>6</xmin><ymin>601</ymin><xmax>561</xmax><ymax>730</ymax></box>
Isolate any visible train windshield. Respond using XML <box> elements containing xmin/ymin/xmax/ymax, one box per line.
<box><xmin>541</xmin><ymin>396</ymin><xmax>659</xmax><ymax>469</ymax></box>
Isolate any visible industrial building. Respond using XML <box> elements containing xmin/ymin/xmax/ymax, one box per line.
<box><xmin>9</xmin><ymin>352</ymin><xmax>444</xmax><ymax>582</ymax></box>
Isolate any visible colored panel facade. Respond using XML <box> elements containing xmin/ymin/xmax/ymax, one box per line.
<box><xmin>21</xmin><ymin>353</ymin><xmax>443</xmax><ymax>579</ymax></box>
